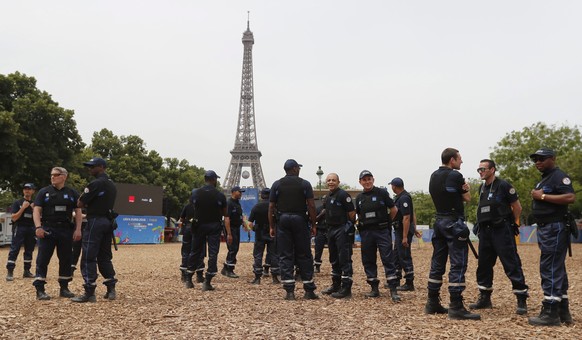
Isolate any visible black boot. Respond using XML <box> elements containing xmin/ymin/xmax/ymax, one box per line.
<box><xmin>390</xmin><ymin>287</ymin><xmax>402</xmax><ymax>302</ymax></box>
<box><xmin>263</xmin><ymin>266</ymin><xmax>270</xmax><ymax>277</ymax></box>
<box><xmin>23</xmin><ymin>269</ymin><xmax>34</xmax><ymax>278</ymax></box>
<box><xmin>180</xmin><ymin>269</ymin><xmax>187</xmax><ymax>283</ymax></box>
<box><xmin>516</xmin><ymin>294</ymin><xmax>528</xmax><ymax>315</ymax></box>
<box><xmin>303</xmin><ymin>290</ymin><xmax>319</xmax><ymax>300</ymax></box>
<box><xmin>425</xmin><ymin>291</ymin><xmax>448</xmax><ymax>314</ymax></box>
<box><xmin>284</xmin><ymin>291</ymin><xmax>296</xmax><ymax>300</ymax></box>
<box><xmin>59</xmin><ymin>282</ymin><xmax>75</xmax><ymax>298</ymax></box>
<box><xmin>528</xmin><ymin>302</ymin><xmax>560</xmax><ymax>326</ymax></box>
<box><xmin>272</xmin><ymin>273</ymin><xmax>281</xmax><ymax>284</ymax></box>
<box><xmin>196</xmin><ymin>270</ymin><xmax>205</xmax><ymax>283</ymax></box>
<box><xmin>35</xmin><ymin>286</ymin><xmax>50</xmax><ymax>301</ymax></box>
<box><xmin>396</xmin><ymin>279</ymin><xmax>415</xmax><ymax>291</ymax></box>
<box><xmin>184</xmin><ymin>273</ymin><xmax>194</xmax><ymax>289</ymax></box>
<box><xmin>250</xmin><ymin>273</ymin><xmax>261</xmax><ymax>285</ymax></box>
<box><xmin>449</xmin><ymin>294</ymin><xmax>481</xmax><ymax>320</ymax></box>
<box><xmin>331</xmin><ymin>281</ymin><xmax>352</xmax><ymax>299</ymax></box>
<box><xmin>314</xmin><ymin>264</ymin><xmax>321</xmax><ymax>273</ymax></box>
<box><xmin>103</xmin><ymin>285</ymin><xmax>116</xmax><ymax>300</ymax></box>
<box><xmin>220</xmin><ymin>264</ymin><xmax>229</xmax><ymax>277</ymax></box>
<box><xmin>227</xmin><ymin>266</ymin><xmax>239</xmax><ymax>278</ymax></box>
<box><xmin>469</xmin><ymin>290</ymin><xmax>493</xmax><ymax>309</ymax></box>
<box><xmin>322</xmin><ymin>276</ymin><xmax>341</xmax><ymax>295</ymax></box>
<box><xmin>71</xmin><ymin>288</ymin><xmax>96</xmax><ymax>303</ymax></box>
<box><xmin>365</xmin><ymin>281</ymin><xmax>380</xmax><ymax>298</ymax></box>
<box><xmin>202</xmin><ymin>276</ymin><xmax>215</xmax><ymax>291</ymax></box>
<box><xmin>6</xmin><ymin>268</ymin><xmax>14</xmax><ymax>282</ymax></box>
<box><xmin>558</xmin><ymin>299</ymin><xmax>573</xmax><ymax>325</ymax></box>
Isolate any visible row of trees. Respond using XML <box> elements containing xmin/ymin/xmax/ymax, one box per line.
<box><xmin>1</xmin><ymin>71</ymin><xmax>581</xmax><ymax>224</ymax></box>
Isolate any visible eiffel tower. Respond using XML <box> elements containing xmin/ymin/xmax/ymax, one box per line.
<box><xmin>223</xmin><ymin>17</ymin><xmax>266</xmax><ymax>190</ymax></box>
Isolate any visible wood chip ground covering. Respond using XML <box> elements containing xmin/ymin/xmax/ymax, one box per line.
<box><xmin>1</xmin><ymin>242</ymin><xmax>581</xmax><ymax>339</ymax></box>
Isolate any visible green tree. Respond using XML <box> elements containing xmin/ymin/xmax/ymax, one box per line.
<box><xmin>490</xmin><ymin>122</ymin><xmax>582</xmax><ymax>223</ymax></box>
<box><xmin>0</xmin><ymin>72</ymin><xmax>84</xmax><ymax>193</ymax></box>
<box><xmin>410</xmin><ymin>191</ymin><xmax>435</xmax><ymax>226</ymax></box>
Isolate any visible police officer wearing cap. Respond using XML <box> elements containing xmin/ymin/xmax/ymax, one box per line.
<box><xmin>527</xmin><ymin>148</ymin><xmax>576</xmax><ymax>326</ymax></box>
<box><xmin>178</xmin><ymin>200</ymin><xmax>206</xmax><ymax>286</ymax></box>
<box><xmin>469</xmin><ymin>159</ymin><xmax>529</xmax><ymax>315</ymax></box>
<box><xmin>320</xmin><ymin>173</ymin><xmax>356</xmax><ymax>299</ymax></box>
<box><xmin>248</xmin><ymin>187</ymin><xmax>280</xmax><ymax>284</ymax></box>
<box><xmin>6</xmin><ymin>183</ymin><xmax>37</xmax><ymax>281</ymax></box>
<box><xmin>33</xmin><ymin>167</ymin><xmax>82</xmax><ymax>300</ymax></box>
<box><xmin>390</xmin><ymin>177</ymin><xmax>420</xmax><ymax>292</ymax></box>
<box><xmin>269</xmin><ymin>159</ymin><xmax>319</xmax><ymax>300</ymax></box>
<box><xmin>355</xmin><ymin>170</ymin><xmax>400</xmax><ymax>301</ymax></box>
<box><xmin>222</xmin><ymin>186</ymin><xmax>245</xmax><ymax>278</ymax></box>
<box><xmin>72</xmin><ymin>157</ymin><xmax>118</xmax><ymax>303</ymax></box>
<box><xmin>426</xmin><ymin>148</ymin><xmax>480</xmax><ymax>320</ymax></box>
<box><xmin>184</xmin><ymin>170</ymin><xmax>232</xmax><ymax>291</ymax></box>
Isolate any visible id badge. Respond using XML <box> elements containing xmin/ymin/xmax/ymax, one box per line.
<box><xmin>365</xmin><ymin>212</ymin><xmax>376</xmax><ymax>219</ymax></box>
<box><xmin>480</xmin><ymin>206</ymin><xmax>491</xmax><ymax>213</ymax></box>
<box><xmin>24</xmin><ymin>213</ymin><xmax>33</xmax><ymax>218</ymax></box>
<box><xmin>55</xmin><ymin>205</ymin><xmax>66</xmax><ymax>212</ymax></box>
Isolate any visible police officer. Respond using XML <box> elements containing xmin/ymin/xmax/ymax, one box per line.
<box><xmin>6</xmin><ymin>183</ymin><xmax>37</xmax><ymax>281</ymax></box>
<box><xmin>321</xmin><ymin>173</ymin><xmax>355</xmax><ymax>299</ymax></box>
<box><xmin>178</xmin><ymin>201</ymin><xmax>205</xmax><ymax>286</ymax></box>
<box><xmin>313</xmin><ymin>201</ymin><xmax>327</xmax><ymax>274</ymax></box>
<box><xmin>355</xmin><ymin>170</ymin><xmax>400</xmax><ymax>301</ymax></box>
<box><xmin>222</xmin><ymin>186</ymin><xmax>244</xmax><ymax>279</ymax></box>
<box><xmin>469</xmin><ymin>159</ymin><xmax>529</xmax><ymax>315</ymax></box>
<box><xmin>390</xmin><ymin>177</ymin><xmax>419</xmax><ymax>292</ymax></box>
<box><xmin>425</xmin><ymin>148</ymin><xmax>480</xmax><ymax>320</ymax></box>
<box><xmin>33</xmin><ymin>167</ymin><xmax>82</xmax><ymax>300</ymax></box>
<box><xmin>269</xmin><ymin>159</ymin><xmax>318</xmax><ymax>300</ymax></box>
<box><xmin>72</xmin><ymin>157</ymin><xmax>118</xmax><ymax>303</ymax></box>
<box><xmin>184</xmin><ymin>170</ymin><xmax>232</xmax><ymax>291</ymax></box>
<box><xmin>527</xmin><ymin>148</ymin><xmax>576</xmax><ymax>326</ymax></box>
<box><xmin>248</xmin><ymin>188</ymin><xmax>280</xmax><ymax>284</ymax></box>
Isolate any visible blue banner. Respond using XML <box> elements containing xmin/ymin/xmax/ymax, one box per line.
<box><xmin>114</xmin><ymin>215</ymin><xmax>165</xmax><ymax>244</ymax></box>
<box><xmin>239</xmin><ymin>188</ymin><xmax>259</xmax><ymax>242</ymax></box>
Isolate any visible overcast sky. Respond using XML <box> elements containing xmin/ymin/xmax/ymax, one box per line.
<box><xmin>2</xmin><ymin>1</ymin><xmax>581</xmax><ymax>192</ymax></box>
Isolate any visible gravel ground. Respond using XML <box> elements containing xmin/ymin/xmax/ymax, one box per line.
<box><xmin>0</xmin><ymin>241</ymin><xmax>581</xmax><ymax>339</ymax></box>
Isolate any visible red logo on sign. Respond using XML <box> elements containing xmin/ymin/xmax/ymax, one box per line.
<box><xmin>129</xmin><ymin>196</ymin><xmax>135</xmax><ymax>203</ymax></box>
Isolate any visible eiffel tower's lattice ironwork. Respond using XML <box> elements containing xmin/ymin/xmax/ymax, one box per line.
<box><xmin>223</xmin><ymin>19</ymin><xmax>266</xmax><ymax>190</ymax></box>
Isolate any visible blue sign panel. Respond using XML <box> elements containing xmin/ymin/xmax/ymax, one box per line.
<box><xmin>114</xmin><ymin>215</ymin><xmax>165</xmax><ymax>244</ymax></box>
<box><xmin>239</xmin><ymin>188</ymin><xmax>259</xmax><ymax>242</ymax></box>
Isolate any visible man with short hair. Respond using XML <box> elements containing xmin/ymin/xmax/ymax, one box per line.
<box><xmin>6</xmin><ymin>183</ymin><xmax>37</xmax><ymax>281</ymax></box>
<box><xmin>33</xmin><ymin>167</ymin><xmax>82</xmax><ymax>300</ymax></box>
<box><xmin>527</xmin><ymin>148</ymin><xmax>576</xmax><ymax>326</ymax></box>
<box><xmin>355</xmin><ymin>170</ymin><xmax>401</xmax><ymax>301</ymax></box>
<box><xmin>222</xmin><ymin>186</ymin><xmax>245</xmax><ymax>278</ymax></box>
<box><xmin>469</xmin><ymin>159</ymin><xmax>529</xmax><ymax>315</ymax></box>
<box><xmin>426</xmin><ymin>148</ymin><xmax>480</xmax><ymax>320</ymax></box>
<box><xmin>269</xmin><ymin>159</ymin><xmax>318</xmax><ymax>300</ymax></box>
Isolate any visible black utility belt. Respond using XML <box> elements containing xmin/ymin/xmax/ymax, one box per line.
<box><xmin>479</xmin><ymin>219</ymin><xmax>509</xmax><ymax>228</ymax></box>
<box><xmin>359</xmin><ymin>224</ymin><xmax>389</xmax><ymax>231</ymax></box>
<box><xmin>44</xmin><ymin>221</ymin><xmax>72</xmax><ymax>228</ymax></box>
<box><xmin>435</xmin><ymin>214</ymin><xmax>463</xmax><ymax>220</ymax></box>
<box><xmin>327</xmin><ymin>223</ymin><xmax>346</xmax><ymax>228</ymax></box>
<box><xmin>279</xmin><ymin>212</ymin><xmax>306</xmax><ymax>216</ymax></box>
<box><xmin>535</xmin><ymin>216</ymin><xmax>564</xmax><ymax>225</ymax></box>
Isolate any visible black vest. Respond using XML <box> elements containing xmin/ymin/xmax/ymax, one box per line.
<box><xmin>429</xmin><ymin>167</ymin><xmax>465</xmax><ymax>217</ymax></box>
<box><xmin>325</xmin><ymin>190</ymin><xmax>348</xmax><ymax>226</ymax></box>
<box><xmin>14</xmin><ymin>199</ymin><xmax>35</xmax><ymax>227</ymax></box>
<box><xmin>251</xmin><ymin>201</ymin><xmax>270</xmax><ymax>230</ymax></box>
<box><xmin>42</xmin><ymin>186</ymin><xmax>77</xmax><ymax>224</ymax></box>
<box><xmin>194</xmin><ymin>186</ymin><xmax>224</xmax><ymax>223</ymax></box>
<box><xmin>357</xmin><ymin>188</ymin><xmax>390</xmax><ymax>228</ymax></box>
<box><xmin>476</xmin><ymin>179</ymin><xmax>512</xmax><ymax>224</ymax></box>
<box><xmin>276</xmin><ymin>176</ymin><xmax>307</xmax><ymax>214</ymax></box>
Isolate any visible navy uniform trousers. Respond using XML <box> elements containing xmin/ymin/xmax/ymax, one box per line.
<box><xmin>33</xmin><ymin>226</ymin><xmax>74</xmax><ymax>289</ymax></box>
<box><xmin>313</xmin><ymin>227</ymin><xmax>328</xmax><ymax>267</ymax></box>
<box><xmin>81</xmin><ymin>216</ymin><xmax>117</xmax><ymax>291</ymax></box>
<box><xmin>253</xmin><ymin>229</ymin><xmax>279</xmax><ymax>275</ymax></box>
<box><xmin>327</xmin><ymin>223</ymin><xmax>353</xmax><ymax>283</ymax></box>
<box><xmin>359</xmin><ymin>227</ymin><xmax>398</xmax><ymax>288</ymax></box>
<box><xmin>394</xmin><ymin>229</ymin><xmax>414</xmax><ymax>282</ymax></box>
<box><xmin>537</xmin><ymin>221</ymin><xmax>569</xmax><ymax>304</ymax></box>
<box><xmin>277</xmin><ymin>214</ymin><xmax>316</xmax><ymax>292</ymax></box>
<box><xmin>7</xmin><ymin>225</ymin><xmax>36</xmax><ymax>271</ymax></box>
<box><xmin>427</xmin><ymin>217</ymin><xmax>468</xmax><ymax>294</ymax></box>
<box><xmin>476</xmin><ymin>221</ymin><xmax>528</xmax><ymax>295</ymax></box>
<box><xmin>188</xmin><ymin>222</ymin><xmax>221</xmax><ymax>277</ymax></box>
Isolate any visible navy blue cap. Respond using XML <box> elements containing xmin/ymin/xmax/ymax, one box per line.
<box><xmin>389</xmin><ymin>177</ymin><xmax>404</xmax><ymax>187</ymax></box>
<box><xmin>83</xmin><ymin>157</ymin><xmax>107</xmax><ymax>168</ymax></box>
<box><xmin>284</xmin><ymin>159</ymin><xmax>302</xmax><ymax>170</ymax></box>
<box><xmin>231</xmin><ymin>186</ymin><xmax>245</xmax><ymax>193</ymax></box>
<box><xmin>529</xmin><ymin>147</ymin><xmax>555</xmax><ymax>159</ymax></box>
<box><xmin>359</xmin><ymin>170</ymin><xmax>373</xmax><ymax>180</ymax></box>
<box><xmin>204</xmin><ymin>170</ymin><xmax>220</xmax><ymax>179</ymax></box>
<box><xmin>23</xmin><ymin>183</ymin><xmax>35</xmax><ymax>189</ymax></box>
<box><xmin>260</xmin><ymin>187</ymin><xmax>271</xmax><ymax>197</ymax></box>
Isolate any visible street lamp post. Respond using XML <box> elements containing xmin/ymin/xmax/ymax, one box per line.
<box><xmin>316</xmin><ymin>166</ymin><xmax>324</xmax><ymax>197</ymax></box>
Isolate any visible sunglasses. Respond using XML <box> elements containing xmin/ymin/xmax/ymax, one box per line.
<box><xmin>531</xmin><ymin>156</ymin><xmax>551</xmax><ymax>162</ymax></box>
<box><xmin>476</xmin><ymin>167</ymin><xmax>490</xmax><ymax>173</ymax></box>
<box><xmin>50</xmin><ymin>173</ymin><xmax>63</xmax><ymax>177</ymax></box>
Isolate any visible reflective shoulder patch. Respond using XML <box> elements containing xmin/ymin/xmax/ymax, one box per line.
<box><xmin>563</xmin><ymin>177</ymin><xmax>571</xmax><ymax>185</ymax></box>
<box><xmin>346</xmin><ymin>196</ymin><xmax>352</xmax><ymax>203</ymax></box>
<box><xmin>403</xmin><ymin>202</ymin><xmax>408</xmax><ymax>208</ymax></box>
<box><xmin>84</xmin><ymin>188</ymin><xmax>90</xmax><ymax>193</ymax></box>
<box><xmin>509</xmin><ymin>188</ymin><xmax>516</xmax><ymax>195</ymax></box>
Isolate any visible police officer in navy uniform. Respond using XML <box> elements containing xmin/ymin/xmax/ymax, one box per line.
<box><xmin>70</xmin><ymin>209</ymin><xmax>87</xmax><ymax>277</ymax></box>
<box><xmin>321</xmin><ymin>173</ymin><xmax>356</xmax><ymax>299</ymax></box>
<box><xmin>355</xmin><ymin>170</ymin><xmax>400</xmax><ymax>301</ymax></box>
<box><xmin>469</xmin><ymin>159</ymin><xmax>529</xmax><ymax>315</ymax></box>
<box><xmin>425</xmin><ymin>148</ymin><xmax>480</xmax><ymax>320</ymax></box>
<box><xmin>6</xmin><ymin>183</ymin><xmax>37</xmax><ymax>281</ymax></box>
<box><xmin>269</xmin><ymin>159</ymin><xmax>318</xmax><ymax>300</ymax></box>
<box><xmin>184</xmin><ymin>170</ymin><xmax>232</xmax><ymax>291</ymax></box>
<box><xmin>390</xmin><ymin>177</ymin><xmax>419</xmax><ymax>292</ymax></box>
<box><xmin>33</xmin><ymin>167</ymin><xmax>82</xmax><ymax>300</ymax></box>
<box><xmin>527</xmin><ymin>148</ymin><xmax>576</xmax><ymax>326</ymax></box>
<box><xmin>312</xmin><ymin>202</ymin><xmax>327</xmax><ymax>274</ymax></box>
<box><xmin>178</xmin><ymin>201</ymin><xmax>205</xmax><ymax>286</ymax></box>
<box><xmin>248</xmin><ymin>188</ymin><xmax>280</xmax><ymax>284</ymax></box>
<box><xmin>222</xmin><ymin>186</ymin><xmax>245</xmax><ymax>279</ymax></box>
<box><xmin>72</xmin><ymin>157</ymin><xmax>118</xmax><ymax>303</ymax></box>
